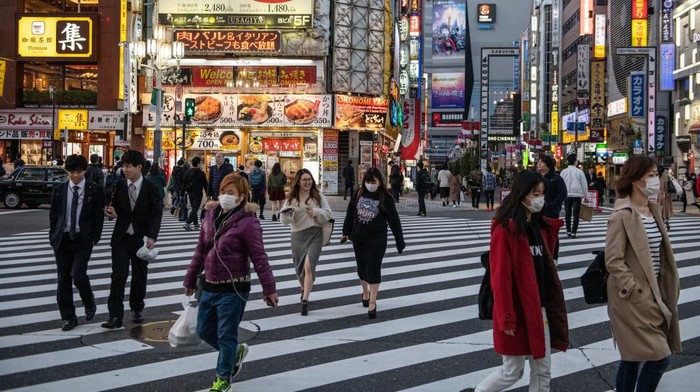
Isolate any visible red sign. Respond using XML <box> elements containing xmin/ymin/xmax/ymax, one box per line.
<box><xmin>401</xmin><ymin>99</ymin><xmax>420</xmax><ymax>160</ymax></box>
<box><xmin>279</xmin><ymin>66</ymin><xmax>317</xmax><ymax>87</ymax></box>
<box><xmin>262</xmin><ymin>138</ymin><xmax>300</xmax><ymax>152</ymax></box>
<box><xmin>409</xmin><ymin>15</ymin><xmax>420</xmax><ymax>37</ymax></box>
<box><xmin>237</xmin><ymin>66</ymin><xmax>277</xmax><ymax>86</ymax></box>
<box><xmin>632</xmin><ymin>0</ymin><xmax>647</xmax><ymax>19</ymax></box>
<box><xmin>191</xmin><ymin>66</ymin><xmax>234</xmax><ymax>88</ymax></box>
<box><xmin>175</xmin><ymin>30</ymin><xmax>281</xmax><ymax>52</ymax></box>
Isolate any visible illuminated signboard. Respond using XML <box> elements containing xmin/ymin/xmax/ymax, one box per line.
<box><xmin>409</xmin><ymin>15</ymin><xmax>421</xmax><ymax>37</ymax></box>
<box><xmin>16</xmin><ymin>14</ymin><xmax>97</xmax><ymax>61</ymax></box>
<box><xmin>660</xmin><ymin>44</ymin><xmax>675</xmax><ymax>91</ymax></box>
<box><xmin>632</xmin><ymin>19</ymin><xmax>648</xmax><ymax>46</ymax></box>
<box><xmin>594</xmin><ymin>14</ymin><xmax>606</xmax><ymax>59</ymax></box>
<box><xmin>158</xmin><ymin>0</ymin><xmax>313</xmax><ymax>28</ymax></box>
<box><xmin>175</xmin><ymin>30</ymin><xmax>281</xmax><ymax>52</ymax></box>
<box><xmin>632</xmin><ymin>0</ymin><xmax>647</xmax><ymax>19</ymax></box>
<box><xmin>477</xmin><ymin>4</ymin><xmax>496</xmax><ymax>23</ymax></box>
<box><xmin>57</xmin><ymin>109</ymin><xmax>89</xmax><ymax>130</ymax></box>
<box><xmin>580</xmin><ymin>0</ymin><xmax>593</xmax><ymax>35</ymax></box>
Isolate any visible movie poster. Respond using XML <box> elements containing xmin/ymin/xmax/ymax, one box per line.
<box><xmin>432</xmin><ymin>0</ymin><xmax>467</xmax><ymax>61</ymax></box>
<box><xmin>431</xmin><ymin>73</ymin><xmax>465</xmax><ymax>109</ymax></box>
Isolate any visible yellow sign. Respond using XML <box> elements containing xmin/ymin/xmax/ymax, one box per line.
<box><xmin>17</xmin><ymin>14</ymin><xmax>96</xmax><ymax>61</ymax></box>
<box><xmin>551</xmin><ymin>111</ymin><xmax>559</xmax><ymax>136</ymax></box>
<box><xmin>562</xmin><ymin>127</ymin><xmax>590</xmax><ymax>144</ymax></box>
<box><xmin>118</xmin><ymin>0</ymin><xmax>127</xmax><ymax>100</ymax></box>
<box><xmin>57</xmin><ymin>109</ymin><xmax>89</xmax><ymax>130</ymax></box>
<box><xmin>631</xmin><ymin>19</ymin><xmax>648</xmax><ymax>47</ymax></box>
<box><xmin>0</xmin><ymin>60</ymin><xmax>5</xmax><ymax>98</ymax></box>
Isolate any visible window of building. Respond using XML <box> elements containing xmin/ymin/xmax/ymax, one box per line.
<box><xmin>24</xmin><ymin>0</ymin><xmax>99</xmax><ymax>13</ymax></box>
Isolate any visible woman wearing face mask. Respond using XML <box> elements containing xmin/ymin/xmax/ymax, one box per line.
<box><xmin>605</xmin><ymin>156</ymin><xmax>681</xmax><ymax>392</ymax></box>
<box><xmin>183</xmin><ymin>173</ymin><xmax>278</xmax><ymax>392</ymax></box>
<box><xmin>280</xmin><ymin>169</ymin><xmax>333</xmax><ymax>316</ymax></box>
<box><xmin>342</xmin><ymin>167</ymin><xmax>405</xmax><ymax>319</ymax></box>
<box><xmin>464</xmin><ymin>170</ymin><xmax>568</xmax><ymax>392</ymax></box>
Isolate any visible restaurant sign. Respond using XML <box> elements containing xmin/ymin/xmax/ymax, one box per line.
<box><xmin>175</xmin><ymin>30</ymin><xmax>281</xmax><ymax>53</ymax></box>
<box><xmin>57</xmin><ymin>109</ymin><xmax>89</xmax><ymax>130</ymax></box>
<box><xmin>144</xmin><ymin>93</ymin><xmax>333</xmax><ymax>128</ymax></box>
<box><xmin>0</xmin><ymin>130</ymin><xmax>53</xmax><ymax>140</ymax></box>
<box><xmin>0</xmin><ymin>109</ymin><xmax>53</xmax><ymax>130</ymax></box>
<box><xmin>88</xmin><ymin>111</ymin><xmax>125</xmax><ymax>131</ymax></box>
<box><xmin>16</xmin><ymin>14</ymin><xmax>97</xmax><ymax>61</ymax></box>
<box><xmin>146</xmin><ymin>129</ymin><xmax>242</xmax><ymax>151</ymax></box>
<box><xmin>158</xmin><ymin>0</ymin><xmax>313</xmax><ymax>29</ymax></box>
<box><xmin>334</xmin><ymin>95</ymin><xmax>389</xmax><ymax>130</ymax></box>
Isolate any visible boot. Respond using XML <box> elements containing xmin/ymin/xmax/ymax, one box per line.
<box><xmin>272</xmin><ymin>214</ymin><xmax>277</xmax><ymax>222</ymax></box>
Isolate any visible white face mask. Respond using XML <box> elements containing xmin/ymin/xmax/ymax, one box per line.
<box><xmin>524</xmin><ymin>196</ymin><xmax>545</xmax><ymax>213</ymax></box>
<box><xmin>638</xmin><ymin>176</ymin><xmax>660</xmax><ymax>197</ymax></box>
<box><xmin>218</xmin><ymin>194</ymin><xmax>239</xmax><ymax>210</ymax></box>
<box><xmin>365</xmin><ymin>182</ymin><xmax>379</xmax><ymax>193</ymax></box>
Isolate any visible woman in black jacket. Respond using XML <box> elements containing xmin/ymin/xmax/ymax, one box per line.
<box><xmin>342</xmin><ymin>167</ymin><xmax>405</xmax><ymax>319</ymax></box>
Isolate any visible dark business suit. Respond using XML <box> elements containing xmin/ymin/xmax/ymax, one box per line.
<box><xmin>49</xmin><ymin>180</ymin><xmax>105</xmax><ymax>321</ymax></box>
<box><xmin>107</xmin><ymin>177</ymin><xmax>163</xmax><ymax>320</ymax></box>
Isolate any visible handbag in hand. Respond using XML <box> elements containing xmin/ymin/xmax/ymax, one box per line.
<box><xmin>322</xmin><ymin>219</ymin><xmax>335</xmax><ymax>246</ymax></box>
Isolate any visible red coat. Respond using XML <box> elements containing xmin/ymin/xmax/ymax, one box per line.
<box><xmin>489</xmin><ymin>217</ymin><xmax>569</xmax><ymax>359</ymax></box>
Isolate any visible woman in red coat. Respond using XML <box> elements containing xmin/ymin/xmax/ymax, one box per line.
<box><xmin>464</xmin><ymin>170</ymin><xmax>569</xmax><ymax>392</ymax></box>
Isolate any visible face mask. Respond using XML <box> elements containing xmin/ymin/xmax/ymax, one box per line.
<box><xmin>638</xmin><ymin>176</ymin><xmax>660</xmax><ymax>197</ymax></box>
<box><xmin>365</xmin><ymin>182</ymin><xmax>379</xmax><ymax>193</ymax></box>
<box><xmin>218</xmin><ymin>194</ymin><xmax>239</xmax><ymax>210</ymax></box>
<box><xmin>524</xmin><ymin>196</ymin><xmax>545</xmax><ymax>213</ymax></box>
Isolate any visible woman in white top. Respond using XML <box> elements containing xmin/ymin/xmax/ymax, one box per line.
<box><xmin>280</xmin><ymin>169</ymin><xmax>332</xmax><ymax>316</ymax></box>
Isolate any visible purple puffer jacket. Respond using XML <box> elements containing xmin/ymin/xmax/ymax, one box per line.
<box><xmin>183</xmin><ymin>203</ymin><xmax>276</xmax><ymax>295</ymax></box>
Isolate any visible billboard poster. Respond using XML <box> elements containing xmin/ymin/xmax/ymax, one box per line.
<box><xmin>334</xmin><ymin>95</ymin><xmax>389</xmax><ymax>130</ymax></box>
<box><xmin>660</xmin><ymin>44</ymin><xmax>675</xmax><ymax>91</ymax></box>
<box><xmin>158</xmin><ymin>0</ymin><xmax>313</xmax><ymax>28</ymax></box>
<box><xmin>322</xmin><ymin>130</ymin><xmax>339</xmax><ymax>194</ymax></box>
<box><xmin>431</xmin><ymin>0</ymin><xmax>467</xmax><ymax>60</ymax></box>
<box><xmin>431</xmin><ymin>73</ymin><xmax>465</xmax><ymax>109</ymax></box>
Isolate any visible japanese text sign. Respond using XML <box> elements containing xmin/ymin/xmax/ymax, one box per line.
<box><xmin>661</xmin><ymin>0</ymin><xmax>674</xmax><ymax>43</ymax></box>
<box><xmin>0</xmin><ymin>110</ymin><xmax>53</xmax><ymax>130</ymax></box>
<box><xmin>88</xmin><ymin>111</ymin><xmax>125</xmax><ymax>131</ymax></box>
<box><xmin>632</xmin><ymin>0</ymin><xmax>647</xmax><ymax>19</ymax></box>
<box><xmin>334</xmin><ymin>95</ymin><xmax>389</xmax><ymax>130</ymax></box>
<box><xmin>632</xmin><ymin>19</ymin><xmax>648</xmax><ymax>46</ymax></box>
<box><xmin>175</xmin><ymin>30</ymin><xmax>281</xmax><ymax>53</ymax></box>
<box><xmin>630</xmin><ymin>72</ymin><xmax>645</xmax><ymax>118</ymax></box>
<box><xmin>590</xmin><ymin>61</ymin><xmax>606</xmax><ymax>142</ymax></box>
<box><xmin>158</xmin><ymin>0</ymin><xmax>313</xmax><ymax>29</ymax></box>
<box><xmin>16</xmin><ymin>14</ymin><xmax>97</xmax><ymax>61</ymax></box>
<box><xmin>57</xmin><ymin>109</ymin><xmax>89</xmax><ymax>130</ymax></box>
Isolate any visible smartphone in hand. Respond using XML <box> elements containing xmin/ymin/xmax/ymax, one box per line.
<box><xmin>280</xmin><ymin>207</ymin><xmax>294</xmax><ymax>214</ymax></box>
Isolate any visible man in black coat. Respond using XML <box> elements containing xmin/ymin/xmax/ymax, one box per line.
<box><xmin>537</xmin><ymin>154</ymin><xmax>567</xmax><ymax>219</ymax></box>
<box><xmin>182</xmin><ymin>156</ymin><xmax>208</xmax><ymax>231</ymax></box>
<box><xmin>103</xmin><ymin>150</ymin><xmax>163</xmax><ymax>328</ymax></box>
<box><xmin>169</xmin><ymin>159</ymin><xmax>186</xmax><ymax>216</ymax></box>
<box><xmin>85</xmin><ymin>154</ymin><xmax>104</xmax><ymax>186</ymax></box>
<box><xmin>415</xmin><ymin>162</ymin><xmax>429</xmax><ymax>216</ymax></box>
<box><xmin>207</xmin><ymin>152</ymin><xmax>233</xmax><ymax>200</ymax></box>
<box><xmin>343</xmin><ymin>161</ymin><xmax>355</xmax><ymax>200</ymax></box>
<box><xmin>49</xmin><ymin>154</ymin><xmax>105</xmax><ymax>331</ymax></box>
<box><xmin>389</xmin><ymin>161</ymin><xmax>402</xmax><ymax>202</ymax></box>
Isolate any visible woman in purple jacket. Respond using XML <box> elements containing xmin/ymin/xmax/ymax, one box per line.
<box><xmin>183</xmin><ymin>173</ymin><xmax>278</xmax><ymax>392</ymax></box>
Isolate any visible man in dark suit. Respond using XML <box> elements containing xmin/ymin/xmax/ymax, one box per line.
<box><xmin>207</xmin><ymin>152</ymin><xmax>233</xmax><ymax>201</ymax></box>
<box><xmin>103</xmin><ymin>150</ymin><xmax>163</xmax><ymax>328</ymax></box>
<box><xmin>343</xmin><ymin>161</ymin><xmax>355</xmax><ymax>200</ymax></box>
<box><xmin>49</xmin><ymin>154</ymin><xmax>105</xmax><ymax>331</ymax></box>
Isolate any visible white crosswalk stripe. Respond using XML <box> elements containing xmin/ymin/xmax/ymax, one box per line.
<box><xmin>0</xmin><ymin>211</ymin><xmax>699</xmax><ymax>391</ymax></box>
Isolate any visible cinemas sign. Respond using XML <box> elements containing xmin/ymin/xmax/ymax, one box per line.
<box><xmin>175</xmin><ymin>30</ymin><xmax>281</xmax><ymax>52</ymax></box>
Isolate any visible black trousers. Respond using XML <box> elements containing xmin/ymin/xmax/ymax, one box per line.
<box><xmin>484</xmin><ymin>190</ymin><xmax>495</xmax><ymax>209</ymax></box>
<box><xmin>54</xmin><ymin>233</ymin><xmax>95</xmax><ymax>320</ymax></box>
<box><xmin>187</xmin><ymin>192</ymin><xmax>203</xmax><ymax>225</ymax></box>
<box><xmin>344</xmin><ymin>184</ymin><xmax>354</xmax><ymax>199</ymax></box>
<box><xmin>417</xmin><ymin>190</ymin><xmax>426</xmax><ymax>215</ymax></box>
<box><xmin>565</xmin><ymin>197</ymin><xmax>583</xmax><ymax>234</ymax></box>
<box><xmin>108</xmin><ymin>234</ymin><xmax>148</xmax><ymax>319</ymax></box>
<box><xmin>471</xmin><ymin>188</ymin><xmax>482</xmax><ymax>208</ymax></box>
<box><xmin>391</xmin><ymin>185</ymin><xmax>400</xmax><ymax>202</ymax></box>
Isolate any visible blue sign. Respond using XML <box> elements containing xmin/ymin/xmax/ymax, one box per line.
<box><xmin>660</xmin><ymin>44</ymin><xmax>675</xmax><ymax>91</ymax></box>
<box><xmin>513</xmin><ymin>41</ymin><xmax>520</xmax><ymax>91</ymax></box>
<box><xmin>656</xmin><ymin>115</ymin><xmax>666</xmax><ymax>152</ymax></box>
<box><xmin>566</xmin><ymin>122</ymin><xmax>586</xmax><ymax>134</ymax></box>
<box><xmin>630</xmin><ymin>73</ymin><xmax>645</xmax><ymax>118</ymax></box>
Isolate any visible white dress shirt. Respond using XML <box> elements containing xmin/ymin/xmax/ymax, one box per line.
<box><xmin>64</xmin><ymin>178</ymin><xmax>86</xmax><ymax>233</ymax></box>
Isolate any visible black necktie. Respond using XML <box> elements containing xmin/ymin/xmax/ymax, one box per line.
<box><xmin>69</xmin><ymin>185</ymin><xmax>79</xmax><ymax>240</ymax></box>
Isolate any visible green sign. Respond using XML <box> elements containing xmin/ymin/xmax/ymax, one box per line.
<box><xmin>184</xmin><ymin>98</ymin><xmax>195</xmax><ymax>119</ymax></box>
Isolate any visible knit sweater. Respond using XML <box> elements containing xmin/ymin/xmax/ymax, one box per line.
<box><xmin>280</xmin><ymin>193</ymin><xmax>332</xmax><ymax>232</ymax></box>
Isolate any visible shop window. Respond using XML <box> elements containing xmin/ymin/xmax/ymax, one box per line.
<box><xmin>22</xmin><ymin>62</ymin><xmax>97</xmax><ymax>107</ymax></box>
<box><xmin>18</xmin><ymin>167</ymin><xmax>46</xmax><ymax>181</ymax></box>
<box><xmin>25</xmin><ymin>0</ymin><xmax>98</xmax><ymax>13</ymax></box>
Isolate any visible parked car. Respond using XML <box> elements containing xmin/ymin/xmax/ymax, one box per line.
<box><xmin>0</xmin><ymin>166</ymin><xmax>68</xmax><ymax>209</ymax></box>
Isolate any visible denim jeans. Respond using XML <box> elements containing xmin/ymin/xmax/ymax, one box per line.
<box><xmin>564</xmin><ymin>197</ymin><xmax>582</xmax><ymax>234</ymax></box>
<box><xmin>197</xmin><ymin>290</ymin><xmax>249</xmax><ymax>380</ymax></box>
<box><xmin>616</xmin><ymin>356</ymin><xmax>671</xmax><ymax>392</ymax></box>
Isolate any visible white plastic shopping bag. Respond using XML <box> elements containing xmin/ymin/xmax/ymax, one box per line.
<box><xmin>168</xmin><ymin>298</ymin><xmax>202</xmax><ymax>348</ymax></box>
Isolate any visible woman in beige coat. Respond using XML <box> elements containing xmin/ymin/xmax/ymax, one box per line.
<box><xmin>605</xmin><ymin>156</ymin><xmax>681</xmax><ymax>392</ymax></box>
<box><xmin>657</xmin><ymin>165</ymin><xmax>673</xmax><ymax>230</ymax></box>
<box><xmin>448</xmin><ymin>168</ymin><xmax>462</xmax><ymax>207</ymax></box>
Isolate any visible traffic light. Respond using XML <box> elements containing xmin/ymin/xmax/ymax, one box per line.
<box><xmin>184</xmin><ymin>98</ymin><xmax>195</xmax><ymax>119</ymax></box>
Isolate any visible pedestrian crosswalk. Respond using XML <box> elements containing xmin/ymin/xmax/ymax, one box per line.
<box><xmin>1</xmin><ymin>211</ymin><xmax>699</xmax><ymax>391</ymax></box>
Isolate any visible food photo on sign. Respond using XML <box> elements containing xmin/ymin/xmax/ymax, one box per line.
<box><xmin>192</xmin><ymin>96</ymin><xmax>223</xmax><ymax>123</ymax></box>
<box><xmin>284</xmin><ymin>98</ymin><xmax>320</xmax><ymax>124</ymax></box>
<box><xmin>334</xmin><ymin>96</ymin><xmax>389</xmax><ymax>130</ymax></box>
<box><xmin>238</xmin><ymin>95</ymin><xmax>276</xmax><ymax>124</ymax></box>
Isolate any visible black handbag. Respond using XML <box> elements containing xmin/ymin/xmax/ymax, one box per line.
<box><xmin>477</xmin><ymin>251</ymin><xmax>493</xmax><ymax>320</ymax></box>
<box><xmin>581</xmin><ymin>250</ymin><xmax>608</xmax><ymax>304</ymax></box>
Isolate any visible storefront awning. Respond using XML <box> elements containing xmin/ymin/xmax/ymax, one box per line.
<box><xmin>688</xmin><ymin>122</ymin><xmax>700</xmax><ymax>134</ymax></box>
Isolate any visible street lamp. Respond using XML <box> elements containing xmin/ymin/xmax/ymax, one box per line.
<box><xmin>130</xmin><ymin>25</ymin><xmax>185</xmax><ymax>165</ymax></box>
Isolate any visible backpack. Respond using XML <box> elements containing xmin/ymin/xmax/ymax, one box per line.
<box><xmin>419</xmin><ymin>170</ymin><xmax>430</xmax><ymax>189</ymax></box>
<box><xmin>249</xmin><ymin>169</ymin><xmax>264</xmax><ymax>189</ymax></box>
<box><xmin>477</xmin><ymin>251</ymin><xmax>493</xmax><ymax>320</ymax></box>
<box><xmin>580</xmin><ymin>250</ymin><xmax>608</xmax><ymax>304</ymax></box>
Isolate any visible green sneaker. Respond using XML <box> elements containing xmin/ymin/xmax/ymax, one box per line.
<box><xmin>209</xmin><ymin>377</ymin><xmax>231</xmax><ymax>392</ymax></box>
<box><xmin>232</xmin><ymin>343</ymin><xmax>249</xmax><ymax>378</ymax></box>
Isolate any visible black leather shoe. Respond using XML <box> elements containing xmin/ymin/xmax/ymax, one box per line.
<box><xmin>368</xmin><ymin>302</ymin><xmax>377</xmax><ymax>319</ymax></box>
<box><xmin>101</xmin><ymin>317</ymin><xmax>123</xmax><ymax>329</ymax></box>
<box><xmin>132</xmin><ymin>310</ymin><xmax>144</xmax><ymax>324</ymax></box>
<box><xmin>84</xmin><ymin>296</ymin><xmax>96</xmax><ymax>321</ymax></box>
<box><xmin>62</xmin><ymin>316</ymin><xmax>78</xmax><ymax>331</ymax></box>
<box><xmin>300</xmin><ymin>300</ymin><xmax>309</xmax><ymax>316</ymax></box>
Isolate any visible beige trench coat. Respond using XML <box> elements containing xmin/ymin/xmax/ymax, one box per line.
<box><xmin>605</xmin><ymin>197</ymin><xmax>681</xmax><ymax>361</ymax></box>
<box><xmin>449</xmin><ymin>174</ymin><xmax>462</xmax><ymax>202</ymax></box>
<box><xmin>658</xmin><ymin>172</ymin><xmax>674</xmax><ymax>220</ymax></box>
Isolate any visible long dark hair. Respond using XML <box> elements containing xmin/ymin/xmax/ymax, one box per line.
<box><xmin>494</xmin><ymin>170</ymin><xmax>548</xmax><ymax>235</ymax></box>
<box><xmin>271</xmin><ymin>162</ymin><xmax>282</xmax><ymax>176</ymax></box>
<box><xmin>356</xmin><ymin>167</ymin><xmax>391</xmax><ymax>206</ymax></box>
<box><xmin>286</xmin><ymin>168</ymin><xmax>321</xmax><ymax>205</ymax></box>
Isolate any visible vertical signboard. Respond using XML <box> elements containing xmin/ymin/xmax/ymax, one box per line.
<box><xmin>631</xmin><ymin>0</ymin><xmax>648</xmax><ymax>47</ymax></box>
<box><xmin>660</xmin><ymin>44</ymin><xmax>675</xmax><ymax>91</ymax></box>
<box><xmin>647</xmin><ymin>50</ymin><xmax>657</xmax><ymax>153</ymax></box>
<box><xmin>580</xmin><ymin>0</ymin><xmax>593</xmax><ymax>35</ymax></box>
<box><xmin>661</xmin><ymin>0</ymin><xmax>674</xmax><ymax>43</ymax></box>
<box><xmin>577</xmin><ymin>45</ymin><xmax>590</xmax><ymax>104</ymax></box>
<box><xmin>630</xmin><ymin>72</ymin><xmax>645</xmax><ymax>118</ymax></box>
<box><xmin>590</xmin><ymin>61</ymin><xmax>605</xmax><ymax>142</ymax></box>
<box><xmin>594</xmin><ymin>14</ymin><xmax>606</xmax><ymax>59</ymax></box>
<box><xmin>401</xmin><ymin>99</ymin><xmax>420</xmax><ymax>160</ymax></box>
<box><xmin>322</xmin><ymin>130</ymin><xmax>339</xmax><ymax>194</ymax></box>
<box><xmin>632</xmin><ymin>0</ymin><xmax>648</xmax><ymax>19</ymax></box>
<box><xmin>655</xmin><ymin>116</ymin><xmax>666</xmax><ymax>154</ymax></box>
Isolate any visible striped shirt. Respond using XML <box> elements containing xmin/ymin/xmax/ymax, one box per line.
<box><xmin>641</xmin><ymin>215</ymin><xmax>662</xmax><ymax>277</ymax></box>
